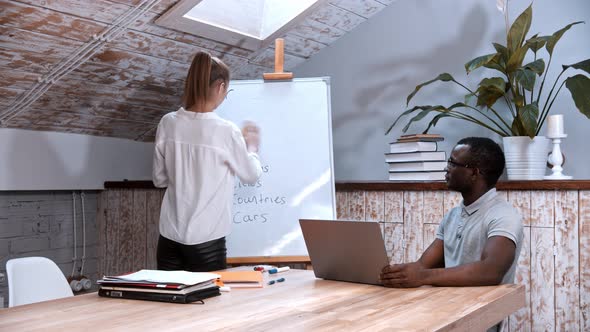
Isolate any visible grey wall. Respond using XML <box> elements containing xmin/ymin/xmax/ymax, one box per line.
<box><xmin>295</xmin><ymin>0</ymin><xmax>590</xmax><ymax>180</ymax></box>
<box><xmin>0</xmin><ymin>191</ymin><xmax>99</xmax><ymax>307</ymax></box>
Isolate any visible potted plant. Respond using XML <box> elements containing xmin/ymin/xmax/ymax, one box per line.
<box><xmin>386</xmin><ymin>2</ymin><xmax>590</xmax><ymax>180</ymax></box>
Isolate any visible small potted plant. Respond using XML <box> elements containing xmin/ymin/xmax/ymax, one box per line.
<box><xmin>386</xmin><ymin>2</ymin><xmax>590</xmax><ymax>180</ymax></box>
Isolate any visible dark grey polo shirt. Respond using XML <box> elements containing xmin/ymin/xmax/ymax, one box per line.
<box><xmin>436</xmin><ymin>188</ymin><xmax>523</xmax><ymax>284</ymax></box>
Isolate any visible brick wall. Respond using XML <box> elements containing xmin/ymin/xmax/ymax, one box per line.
<box><xmin>0</xmin><ymin>191</ymin><xmax>99</xmax><ymax>307</ymax></box>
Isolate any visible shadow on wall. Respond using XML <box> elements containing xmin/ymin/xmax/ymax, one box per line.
<box><xmin>332</xmin><ymin>2</ymin><xmax>492</xmax><ymax>158</ymax></box>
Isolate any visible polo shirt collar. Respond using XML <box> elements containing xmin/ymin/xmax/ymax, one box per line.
<box><xmin>177</xmin><ymin>107</ymin><xmax>219</xmax><ymax>120</ymax></box>
<box><xmin>461</xmin><ymin>188</ymin><xmax>497</xmax><ymax>215</ymax></box>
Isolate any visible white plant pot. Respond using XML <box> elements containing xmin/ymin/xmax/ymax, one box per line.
<box><xmin>502</xmin><ymin>136</ymin><xmax>550</xmax><ymax>180</ymax></box>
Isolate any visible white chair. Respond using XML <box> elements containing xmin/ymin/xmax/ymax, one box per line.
<box><xmin>6</xmin><ymin>256</ymin><xmax>73</xmax><ymax>307</ymax></box>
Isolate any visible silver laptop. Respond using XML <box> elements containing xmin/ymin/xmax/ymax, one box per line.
<box><xmin>299</xmin><ymin>219</ymin><xmax>390</xmax><ymax>285</ymax></box>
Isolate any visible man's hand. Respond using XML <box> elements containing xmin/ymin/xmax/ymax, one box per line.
<box><xmin>380</xmin><ymin>262</ymin><xmax>427</xmax><ymax>288</ymax></box>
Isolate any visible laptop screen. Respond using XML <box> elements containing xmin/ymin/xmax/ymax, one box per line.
<box><xmin>299</xmin><ymin>219</ymin><xmax>390</xmax><ymax>285</ymax></box>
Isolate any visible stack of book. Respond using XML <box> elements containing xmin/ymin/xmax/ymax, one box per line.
<box><xmin>97</xmin><ymin>269</ymin><xmax>221</xmax><ymax>304</ymax></box>
<box><xmin>385</xmin><ymin>134</ymin><xmax>447</xmax><ymax>181</ymax></box>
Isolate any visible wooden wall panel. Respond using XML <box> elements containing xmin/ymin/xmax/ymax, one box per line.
<box><xmin>423</xmin><ymin>191</ymin><xmax>444</xmax><ymax>224</ymax></box>
<box><xmin>1</xmin><ymin>1</ymin><xmax>104</xmax><ymax>41</ymax></box>
<box><xmin>29</xmin><ymin>94</ymin><xmax>169</xmax><ymax>123</ymax></box>
<box><xmin>70</xmin><ymin>64</ymin><xmax>183</xmax><ymax>93</ymax></box>
<box><xmin>581</xmin><ymin>191</ymin><xmax>590</xmax><ymax>331</ymax></box>
<box><xmin>96</xmin><ymin>188</ymin><xmax>108</xmax><ymax>277</ymax></box>
<box><xmin>309</xmin><ymin>3</ymin><xmax>366</xmax><ymax>32</ymax></box>
<box><xmin>348</xmin><ymin>191</ymin><xmax>365</xmax><ymax>221</ymax></box>
<box><xmin>283</xmin><ymin>34</ymin><xmax>327</xmax><ymax>58</ymax></box>
<box><xmin>2</xmin><ymin>0</ymin><xmax>397</xmax><ymax>139</ymax></box>
<box><xmin>365</xmin><ymin>191</ymin><xmax>384</xmax><ymax>222</ymax></box>
<box><xmin>383</xmin><ymin>223</ymin><xmax>403</xmax><ymax>264</ymax></box>
<box><xmin>403</xmin><ymin>191</ymin><xmax>423</xmax><ymax>262</ymax></box>
<box><xmin>289</xmin><ymin>18</ymin><xmax>346</xmax><ymax>45</ymax></box>
<box><xmin>530</xmin><ymin>191</ymin><xmax>555</xmax><ymax>228</ymax></box>
<box><xmin>508</xmin><ymin>191</ymin><xmax>531</xmax><ymax>227</ymax></box>
<box><xmin>509</xmin><ymin>226</ymin><xmax>531</xmax><ymax>332</ymax></box>
<box><xmin>443</xmin><ymin>191</ymin><xmax>462</xmax><ymax>212</ymax></box>
<box><xmin>118</xmin><ymin>190</ymin><xmax>133</xmax><ymax>274</ymax></box>
<box><xmin>335</xmin><ymin>191</ymin><xmax>348</xmax><ymax>220</ymax></box>
<box><xmin>105</xmin><ymin>189</ymin><xmax>120</xmax><ymax>275</ymax></box>
<box><xmin>530</xmin><ymin>226</ymin><xmax>555</xmax><ymax>332</ymax></box>
<box><xmin>423</xmin><ymin>224</ymin><xmax>439</xmax><ymax>252</ymax></box>
<box><xmin>0</xmin><ymin>48</ymin><xmax>61</xmax><ymax>74</ymax></box>
<box><xmin>145</xmin><ymin>189</ymin><xmax>162</xmax><ymax>269</ymax></box>
<box><xmin>329</xmin><ymin>0</ymin><xmax>387</xmax><ymax>19</ymax></box>
<box><xmin>0</xmin><ymin>26</ymin><xmax>80</xmax><ymax>58</ymax></box>
<box><xmin>0</xmin><ymin>67</ymin><xmax>41</xmax><ymax>90</ymax></box>
<box><xmin>384</xmin><ymin>191</ymin><xmax>403</xmax><ymax>224</ymax></box>
<box><xmin>131</xmin><ymin>189</ymin><xmax>147</xmax><ymax>271</ymax></box>
<box><xmin>554</xmin><ymin>190</ymin><xmax>579</xmax><ymax>331</ymax></box>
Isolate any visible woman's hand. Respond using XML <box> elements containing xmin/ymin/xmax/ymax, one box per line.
<box><xmin>242</xmin><ymin>121</ymin><xmax>260</xmax><ymax>153</ymax></box>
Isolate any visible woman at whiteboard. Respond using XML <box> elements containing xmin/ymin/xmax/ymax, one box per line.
<box><xmin>152</xmin><ymin>51</ymin><xmax>262</xmax><ymax>272</ymax></box>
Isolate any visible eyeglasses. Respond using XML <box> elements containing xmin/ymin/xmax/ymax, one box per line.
<box><xmin>446</xmin><ymin>158</ymin><xmax>473</xmax><ymax>169</ymax></box>
<box><xmin>225</xmin><ymin>88</ymin><xmax>234</xmax><ymax>100</ymax></box>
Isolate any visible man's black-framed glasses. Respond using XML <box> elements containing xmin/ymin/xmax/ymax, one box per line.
<box><xmin>447</xmin><ymin>158</ymin><xmax>473</xmax><ymax>169</ymax></box>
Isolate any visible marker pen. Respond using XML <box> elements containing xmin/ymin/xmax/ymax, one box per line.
<box><xmin>254</xmin><ymin>265</ymin><xmax>276</xmax><ymax>272</ymax></box>
<box><xmin>267</xmin><ymin>278</ymin><xmax>285</xmax><ymax>285</ymax></box>
<box><xmin>268</xmin><ymin>267</ymin><xmax>290</xmax><ymax>274</ymax></box>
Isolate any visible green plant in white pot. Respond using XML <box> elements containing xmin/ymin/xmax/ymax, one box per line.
<box><xmin>386</xmin><ymin>3</ymin><xmax>590</xmax><ymax>180</ymax></box>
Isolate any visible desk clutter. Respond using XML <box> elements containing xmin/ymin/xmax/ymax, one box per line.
<box><xmin>97</xmin><ymin>270</ymin><xmax>221</xmax><ymax>304</ymax></box>
<box><xmin>96</xmin><ymin>267</ymin><xmax>291</xmax><ymax>303</ymax></box>
<box><xmin>385</xmin><ymin>134</ymin><xmax>447</xmax><ymax>181</ymax></box>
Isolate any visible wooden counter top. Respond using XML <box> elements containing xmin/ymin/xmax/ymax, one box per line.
<box><xmin>105</xmin><ymin>180</ymin><xmax>590</xmax><ymax>191</ymax></box>
<box><xmin>0</xmin><ymin>270</ymin><xmax>524</xmax><ymax>331</ymax></box>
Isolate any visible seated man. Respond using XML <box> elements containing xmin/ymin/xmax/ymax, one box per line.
<box><xmin>381</xmin><ymin>137</ymin><xmax>523</xmax><ymax>288</ymax></box>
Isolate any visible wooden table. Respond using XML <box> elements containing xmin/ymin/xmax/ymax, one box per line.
<box><xmin>0</xmin><ymin>270</ymin><xmax>524</xmax><ymax>331</ymax></box>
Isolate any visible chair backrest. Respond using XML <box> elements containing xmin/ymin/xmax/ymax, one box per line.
<box><xmin>6</xmin><ymin>256</ymin><xmax>74</xmax><ymax>307</ymax></box>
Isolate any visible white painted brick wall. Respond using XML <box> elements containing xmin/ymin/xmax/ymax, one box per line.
<box><xmin>0</xmin><ymin>191</ymin><xmax>99</xmax><ymax>308</ymax></box>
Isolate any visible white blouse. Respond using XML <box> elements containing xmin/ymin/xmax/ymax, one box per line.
<box><xmin>152</xmin><ymin>108</ymin><xmax>262</xmax><ymax>245</ymax></box>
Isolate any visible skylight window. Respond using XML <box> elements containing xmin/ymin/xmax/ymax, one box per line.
<box><xmin>156</xmin><ymin>0</ymin><xmax>322</xmax><ymax>51</ymax></box>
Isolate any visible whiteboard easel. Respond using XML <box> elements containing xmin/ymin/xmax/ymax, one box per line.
<box><xmin>216</xmin><ymin>78</ymin><xmax>335</xmax><ymax>258</ymax></box>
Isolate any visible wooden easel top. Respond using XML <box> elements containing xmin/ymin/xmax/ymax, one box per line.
<box><xmin>263</xmin><ymin>38</ymin><xmax>293</xmax><ymax>81</ymax></box>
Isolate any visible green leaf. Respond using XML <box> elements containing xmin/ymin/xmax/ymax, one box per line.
<box><xmin>483</xmin><ymin>53</ymin><xmax>506</xmax><ymax>73</ymax></box>
<box><xmin>506</xmin><ymin>44</ymin><xmax>530</xmax><ymax>73</ymax></box>
<box><xmin>493</xmin><ymin>43</ymin><xmax>509</xmax><ymax>62</ymax></box>
<box><xmin>515</xmin><ymin>68</ymin><xmax>536</xmax><ymax>91</ymax></box>
<box><xmin>402</xmin><ymin>106</ymin><xmax>446</xmax><ymax>132</ymax></box>
<box><xmin>514</xmin><ymin>94</ymin><xmax>525</xmax><ymax>108</ymax></box>
<box><xmin>563</xmin><ymin>59</ymin><xmax>590</xmax><ymax>75</ymax></box>
<box><xmin>546</xmin><ymin>21</ymin><xmax>584</xmax><ymax>56</ymax></box>
<box><xmin>415</xmin><ymin>103</ymin><xmax>469</xmax><ymax>133</ymax></box>
<box><xmin>406</xmin><ymin>73</ymin><xmax>454</xmax><ymax>105</ymax></box>
<box><xmin>385</xmin><ymin>105</ymin><xmax>433</xmax><ymax>134</ymax></box>
<box><xmin>518</xmin><ymin>103</ymin><xmax>539</xmax><ymax>138</ymax></box>
<box><xmin>524</xmin><ymin>59</ymin><xmax>545</xmax><ymax>76</ymax></box>
<box><xmin>422</xmin><ymin>113</ymin><xmax>453</xmax><ymax>133</ymax></box>
<box><xmin>476</xmin><ymin>78</ymin><xmax>507</xmax><ymax>107</ymax></box>
<box><xmin>511</xmin><ymin>117</ymin><xmax>525</xmax><ymax>136</ymax></box>
<box><xmin>465</xmin><ymin>53</ymin><xmax>497</xmax><ymax>74</ymax></box>
<box><xmin>565</xmin><ymin>74</ymin><xmax>590</xmax><ymax>119</ymax></box>
<box><xmin>507</xmin><ymin>4</ymin><xmax>533</xmax><ymax>53</ymax></box>
<box><xmin>464</xmin><ymin>93</ymin><xmax>477</xmax><ymax>106</ymax></box>
<box><xmin>526</xmin><ymin>35</ymin><xmax>549</xmax><ymax>53</ymax></box>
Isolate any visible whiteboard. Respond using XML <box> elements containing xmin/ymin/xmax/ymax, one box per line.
<box><xmin>216</xmin><ymin>78</ymin><xmax>335</xmax><ymax>257</ymax></box>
